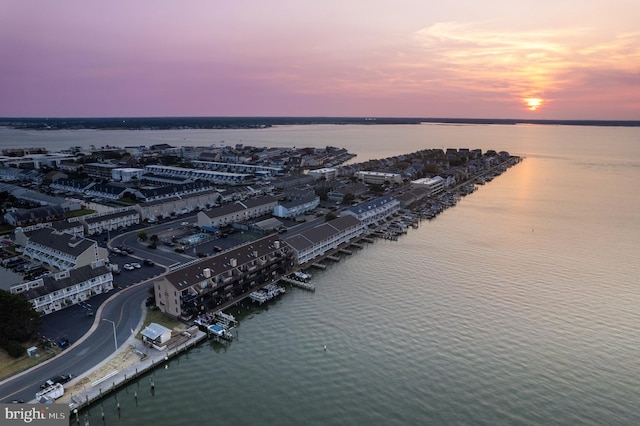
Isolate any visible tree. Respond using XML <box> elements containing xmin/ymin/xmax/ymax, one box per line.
<box><xmin>137</xmin><ymin>230</ymin><xmax>147</xmax><ymax>241</ymax></box>
<box><xmin>369</xmin><ymin>183</ymin><xmax>384</xmax><ymax>194</ymax></box>
<box><xmin>325</xmin><ymin>212</ymin><xmax>337</xmax><ymax>221</ymax></box>
<box><xmin>0</xmin><ymin>290</ymin><xmax>41</xmax><ymax>358</ymax></box>
<box><xmin>343</xmin><ymin>193</ymin><xmax>355</xmax><ymax>204</ymax></box>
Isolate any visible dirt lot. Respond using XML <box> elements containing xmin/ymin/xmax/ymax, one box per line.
<box><xmin>57</xmin><ymin>313</ymin><xmax>187</xmax><ymax>403</ymax></box>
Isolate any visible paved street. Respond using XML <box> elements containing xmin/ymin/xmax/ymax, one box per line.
<box><xmin>0</xmin><ymin>214</ymin><xmax>270</xmax><ymax>404</ymax></box>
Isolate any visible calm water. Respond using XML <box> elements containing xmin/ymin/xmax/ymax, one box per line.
<box><xmin>1</xmin><ymin>124</ymin><xmax>639</xmax><ymax>424</ymax></box>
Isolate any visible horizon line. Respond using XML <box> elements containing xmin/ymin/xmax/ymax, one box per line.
<box><xmin>1</xmin><ymin>116</ymin><xmax>639</xmax><ymax>126</ymax></box>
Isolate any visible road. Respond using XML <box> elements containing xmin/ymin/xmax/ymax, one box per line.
<box><xmin>0</xmin><ymin>213</ymin><xmax>261</xmax><ymax>403</ymax></box>
<box><xmin>0</xmin><ymin>275</ymin><xmax>152</xmax><ymax>404</ymax></box>
<box><xmin>0</xmin><ymin>216</ymin><xmax>197</xmax><ymax>403</ymax></box>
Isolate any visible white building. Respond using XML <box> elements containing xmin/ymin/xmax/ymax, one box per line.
<box><xmin>410</xmin><ymin>176</ymin><xmax>445</xmax><ymax>195</ymax></box>
<box><xmin>197</xmin><ymin>195</ymin><xmax>278</xmax><ymax>229</ymax></box>
<box><xmin>283</xmin><ymin>215</ymin><xmax>365</xmax><ymax>264</ymax></box>
<box><xmin>141</xmin><ymin>323</ymin><xmax>173</xmax><ymax>350</ymax></box>
<box><xmin>273</xmin><ymin>192</ymin><xmax>320</xmax><ymax>218</ymax></box>
<box><xmin>80</xmin><ymin>208</ymin><xmax>141</xmax><ymax>236</ymax></box>
<box><xmin>10</xmin><ymin>262</ymin><xmax>114</xmax><ymax>315</ymax></box>
<box><xmin>340</xmin><ymin>195</ymin><xmax>400</xmax><ymax>226</ymax></box>
<box><xmin>144</xmin><ymin>165</ymin><xmax>253</xmax><ymax>185</ymax></box>
<box><xmin>307</xmin><ymin>168</ymin><xmax>338</xmax><ymax>181</ymax></box>
<box><xmin>112</xmin><ymin>167</ymin><xmax>145</xmax><ymax>182</ymax></box>
<box><xmin>16</xmin><ymin>227</ymin><xmax>109</xmax><ymax>271</ymax></box>
<box><xmin>356</xmin><ymin>171</ymin><xmax>402</xmax><ymax>185</ymax></box>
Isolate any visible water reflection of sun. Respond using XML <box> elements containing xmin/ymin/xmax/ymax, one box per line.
<box><xmin>524</xmin><ymin>98</ymin><xmax>543</xmax><ymax>111</ymax></box>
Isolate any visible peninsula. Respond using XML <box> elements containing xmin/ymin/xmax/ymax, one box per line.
<box><xmin>0</xmin><ymin>140</ymin><xmax>520</xmax><ymax>408</ymax></box>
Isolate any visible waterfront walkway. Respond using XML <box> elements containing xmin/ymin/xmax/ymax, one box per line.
<box><xmin>60</xmin><ymin>330</ymin><xmax>207</xmax><ymax>412</ymax></box>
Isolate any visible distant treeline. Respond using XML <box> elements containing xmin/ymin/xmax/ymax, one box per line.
<box><xmin>1</xmin><ymin>116</ymin><xmax>638</xmax><ymax>130</ymax></box>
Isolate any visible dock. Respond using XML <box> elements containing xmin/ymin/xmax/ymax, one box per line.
<box><xmin>280</xmin><ymin>276</ymin><xmax>316</xmax><ymax>292</ymax></box>
<box><xmin>207</xmin><ymin>324</ymin><xmax>233</xmax><ymax>341</ymax></box>
<box><xmin>67</xmin><ymin>330</ymin><xmax>207</xmax><ymax>412</ymax></box>
<box><xmin>312</xmin><ymin>263</ymin><xmax>326</xmax><ymax>270</ymax></box>
<box><xmin>249</xmin><ymin>283</ymin><xmax>286</xmax><ymax>304</ymax></box>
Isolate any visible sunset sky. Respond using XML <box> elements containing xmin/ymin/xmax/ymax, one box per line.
<box><xmin>1</xmin><ymin>0</ymin><xmax>638</xmax><ymax>119</ymax></box>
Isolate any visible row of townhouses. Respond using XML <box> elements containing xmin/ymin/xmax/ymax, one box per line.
<box><xmin>14</xmin><ymin>227</ymin><xmax>109</xmax><ymax>271</ymax></box>
<box><xmin>282</xmin><ymin>215</ymin><xmax>365</xmax><ymax>265</ymax></box>
<box><xmin>10</xmin><ymin>262</ymin><xmax>114</xmax><ymax>316</ymax></box>
<box><xmin>9</xmin><ymin>192</ymin><xmax>400</xmax><ymax>317</ymax></box>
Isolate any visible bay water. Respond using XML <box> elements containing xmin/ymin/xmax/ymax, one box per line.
<box><xmin>1</xmin><ymin>124</ymin><xmax>639</xmax><ymax>424</ymax></box>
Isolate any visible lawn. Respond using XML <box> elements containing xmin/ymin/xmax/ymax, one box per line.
<box><xmin>137</xmin><ymin>308</ymin><xmax>186</xmax><ymax>338</ymax></box>
<box><xmin>0</xmin><ymin>309</ymin><xmax>185</xmax><ymax>381</ymax></box>
<box><xmin>0</xmin><ymin>342</ymin><xmax>60</xmax><ymax>382</ymax></box>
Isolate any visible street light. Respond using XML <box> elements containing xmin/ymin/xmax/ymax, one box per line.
<box><xmin>102</xmin><ymin>318</ymin><xmax>118</xmax><ymax>352</ymax></box>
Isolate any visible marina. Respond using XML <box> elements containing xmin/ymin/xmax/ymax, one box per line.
<box><xmin>248</xmin><ymin>283</ymin><xmax>287</xmax><ymax>305</ymax></box>
<box><xmin>2</xmin><ymin>123</ymin><xmax>637</xmax><ymax>424</ymax></box>
<box><xmin>280</xmin><ymin>276</ymin><xmax>316</xmax><ymax>292</ymax></box>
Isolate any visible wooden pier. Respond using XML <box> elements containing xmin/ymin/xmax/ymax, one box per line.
<box><xmin>280</xmin><ymin>276</ymin><xmax>316</xmax><ymax>292</ymax></box>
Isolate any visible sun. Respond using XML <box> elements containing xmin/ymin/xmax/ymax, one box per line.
<box><xmin>523</xmin><ymin>97</ymin><xmax>543</xmax><ymax>111</ymax></box>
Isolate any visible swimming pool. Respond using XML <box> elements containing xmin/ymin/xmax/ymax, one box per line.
<box><xmin>181</xmin><ymin>233</ymin><xmax>207</xmax><ymax>245</ymax></box>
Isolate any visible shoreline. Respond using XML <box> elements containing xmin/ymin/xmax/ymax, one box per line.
<box><xmin>60</xmin><ymin>156</ymin><xmax>523</xmax><ymax>413</ymax></box>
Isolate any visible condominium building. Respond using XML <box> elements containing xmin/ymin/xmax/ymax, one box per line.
<box><xmin>153</xmin><ymin>235</ymin><xmax>293</xmax><ymax>319</ymax></box>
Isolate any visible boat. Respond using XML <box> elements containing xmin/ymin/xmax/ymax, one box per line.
<box><xmin>292</xmin><ymin>271</ymin><xmax>311</xmax><ymax>282</ymax></box>
<box><xmin>249</xmin><ymin>283</ymin><xmax>286</xmax><ymax>304</ymax></box>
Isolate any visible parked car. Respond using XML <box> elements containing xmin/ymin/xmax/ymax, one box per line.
<box><xmin>41</xmin><ymin>374</ymin><xmax>73</xmax><ymax>389</ymax></box>
<box><xmin>213</xmin><ymin>246</ymin><xmax>223</xmax><ymax>252</ymax></box>
<box><xmin>56</xmin><ymin>338</ymin><xmax>70</xmax><ymax>349</ymax></box>
<box><xmin>123</xmin><ymin>264</ymin><xmax>134</xmax><ymax>271</ymax></box>
<box><xmin>143</xmin><ymin>259</ymin><xmax>155</xmax><ymax>266</ymax></box>
<box><xmin>131</xmin><ymin>262</ymin><xmax>141</xmax><ymax>269</ymax></box>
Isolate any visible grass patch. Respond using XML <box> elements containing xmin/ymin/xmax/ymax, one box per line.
<box><xmin>0</xmin><ymin>342</ymin><xmax>59</xmax><ymax>381</ymax></box>
<box><xmin>0</xmin><ymin>225</ymin><xmax>14</xmax><ymax>234</ymax></box>
<box><xmin>137</xmin><ymin>308</ymin><xmax>186</xmax><ymax>338</ymax></box>
<box><xmin>0</xmin><ymin>310</ymin><xmax>186</xmax><ymax>382</ymax></box>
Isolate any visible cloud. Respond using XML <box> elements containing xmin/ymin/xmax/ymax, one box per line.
<box><xmin>412</xmin><ymin>22</ymin><xmax>640</xmax><ymax>106</ymax></box>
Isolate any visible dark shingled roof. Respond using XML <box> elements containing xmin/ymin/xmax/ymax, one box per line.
<box><xmin>19</xmin><ymin>263</ymin><xmax>111</xmax><ymax>300</ymax></box>
<box><xmin>344</xmin><ymin>195</ymin><xmax>395</xmax><ymax>216</ymax></box>
<box><xmin>203</xmin><ymin>195</ymin><xmax>278</xmax><ymax>219</ymax></box>
<box><xmin>162</xmin><ymin>235</ymin><xmax>284</xmax><ymax>291</ymax></box>
<box><xmin>6</xmin><ymin>205</ymin><xmax>65</xmax><ymax>223</ymax></box>
<box><xmin>283</xmin><ymin>215</ymin><xmax>361</xmax><ymax>252</ymax></box>
<box><xmin>27</xmin><ymin>227</ymin><xmax>97</xmax><ymax>256</ymax></box>
<box><xmin>84</xmin><ymin>209</ymin><xmax>139</xmax><ymax>224</ymax></box>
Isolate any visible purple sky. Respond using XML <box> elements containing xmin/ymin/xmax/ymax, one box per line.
<box><xmin>1</xmin><ymin>0</ymin><xmax>639</xmax><ymax>119</ymax></box>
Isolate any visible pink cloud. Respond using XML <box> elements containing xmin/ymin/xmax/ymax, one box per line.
<box><xmin>1</xmin><ymin>1</ymin><xmax>639</xmax><ymax>119</ymax></box>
